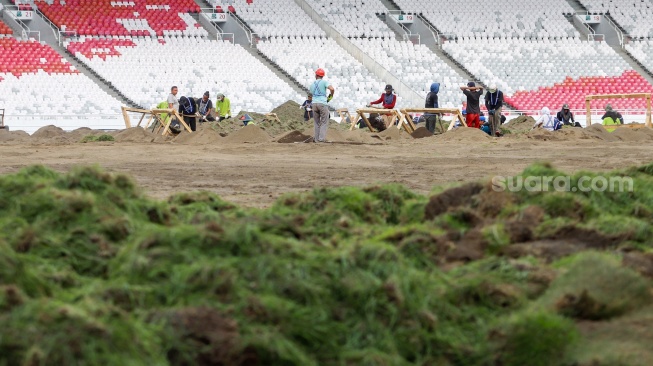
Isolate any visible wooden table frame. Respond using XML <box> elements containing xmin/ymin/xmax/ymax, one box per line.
<box><xmin>121</xmin><ymin>107</ymin><xmax>193</xmax><ymax>136</ymax></box>
<box><xmin>400</xmin><ymin>108</ymin><xmax>466</xmax><ymax>132</ymax></box>
<box><xmin>585</xmin><ymin>93</ymin><xmax>652</xmax><ymax>128</ymax></box>
<box><xmin>349</xmin><ymin>108</ymin><xmax>415</xmax><ymax>133</ymax></box>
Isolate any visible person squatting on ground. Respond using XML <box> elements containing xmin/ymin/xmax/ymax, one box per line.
<box><xmin>310</xmin><ymin>68</ymin><xmax>335</xmax><ymax>142</ymax></box>
<box><xmin>300</xmin><ymin>93</ymin><xmax>314</xmax><ymax>122</ymax></box>
<box><xmin>198</xmin><ymin>91</ymin><xmax>215</xmax><ymax>122</ymax></box>
<box><xmin>531</xmin><ymin>107</ymin><xmax>561</xmax><ymax>131</ymax></box>
<box><xmin>423</xmin><ymin>82</ymin><xmax>441</xmax><ymax>133</ymax></box>
<box><xmin>166</xmin><ymin>86</ymin><xmax>182</xmax><ymax>131</ymax></box>
<box><xmin>556</xmin><ymin>103</ymin><xmax>577</xmax><ymax>126</ymax></box>
<box><xmin>216</xmin><ymin>93</ymin><xmax>231</xmax><ymax>121</ymax></box>
<box><xmin>485</xmin><ymin>84</ymin><xmax>504</xmax><ymax>136</ymax></box>
<box><xmin>369</xmin><ymin>84</ymin><xmax>397</xmax><ymax>129</ymax></box>
<box><xmin>179</xmin><ymin>95</ymin><xmax>198</xmax><ymax>132</ymax></box>
<box><xmin>461</xmin><ymin>82</ymin><xmax>483</xmax><ymax>128</ymax></box>
<box><xmin>601</xmin><ymin>104</ymin><xmax>624</xmax><ymax>131</ymax></box>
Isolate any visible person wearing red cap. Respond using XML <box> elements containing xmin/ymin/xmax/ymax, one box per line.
<box><xmin>369</xmin><ymin>84</ymin><xmax>397</xmax><ymax>129</ymax></box>
<box><xmin>309</xmin><ymin>68</ymin><xmax>335</xmax><ymax>143</ymax></box>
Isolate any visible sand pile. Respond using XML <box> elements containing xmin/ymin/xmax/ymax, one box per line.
<box><xmin>526</xmin><ymin>128</ymin><xmax>561</xmax><ymax>141</ymax></box>
<box><xmin>411</xmin><ymin>126</ymin><xmax>434</xmax><ymax>139</ymax></box>
<box><xmin>0</xmin><ymin>129</ymin><xmax>30</xmax><ymax>143</ymax></box>
<box><xmin>585</xmin><ymin>124</ymin><xmax>618</xmax><ymax>142</ymax></box>
<box><xmin>302</xmin><ymin>127</ymin><xmax>347</xmax><ymax>142</ymax></box>
<box><xmin>174</xmin><ymin>126</ymin><xmax>222</xmax><ymax>145</ymax></box>
<box><xmin>437</xmin><ymin>127</ymin><xmax>491</xmax><ymax>142</ymax></box>
<box><xmin>374</xmin><ymin>127</ymin><xmax>404</xmax><ymax>141</ymax></box>
<box><xmin>224</xmin><ymin>124</ymin><xmax>271</xmax><ymax>144</ymax></box>
<box><xmin>114</xmin><ymin>127</ymin><xmax>156</xmax><ymax>143</ymax></box>
<box><xmin>32</xmin><ymin>125</ymin><xmax>66</xmax><ymax>139</ymax></box>
<box><xmin>503</xmin><ymin>115</ymin><xmax>536</xmax><ymax>133</ymax></box>
<box><xmin>612</xmin><ymin>127</ymin><xmax>653</xmax><ymax>142</ymax></box>
<box><xmin>276</xmin><ymin>130</ymin><xmax>312</xmax><ymax>143</ymax></box>
<box><xmin>341</xmin><ymin>129</ymin><xmax>382</xmax><ymax>144</ymax></box>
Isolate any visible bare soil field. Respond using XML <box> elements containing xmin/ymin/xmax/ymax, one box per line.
<box><xmin>1</xmin><ymin>120</ymin><xmax>651</xmax><ymax>208</ymax></box>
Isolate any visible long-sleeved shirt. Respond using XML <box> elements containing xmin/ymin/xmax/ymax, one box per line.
<box><xmin>371</xmin><ymin>93</ymin><xmax>397</xmax><ymax>109</ymax></box>
<box><xmin>485</xmin><ymin>90</ymin><xmax>504</xmax><ymax>110</ymax></box>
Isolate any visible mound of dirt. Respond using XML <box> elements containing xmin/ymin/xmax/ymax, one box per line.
<box><xmin>174</xmin><ymin>127</ymin><xmax>222</xmax><ymax>145</ymax></box>
<box><xmin>375</xmin><ymin>127</ymin><xmax>403</xmax><ymax>141</ymax></box>
<box><xmin>224</xmin><ymin>124</ymin><xmax>271</xmax><ymax>144</ymax></box>
<box><xmin>411</xmin><ymin>126</ymin><xmax>434</xmax><ymax>139</ymax></box>
<box><xmin>276</xmin><ymin>130</ymin><xmax>312</xmax><ymax>143</ymax></box>
<box><xmin>32</xmin><ymin>125</ymin><xmax>66</xmax><ymax>139</ymax></box>
<box><xmin>556</xmin><ymin>128</ymin><xmax>598</xmax><ymax>141</ymax></box>
<box><xmin>271</xmin><ymin>100</ymin><xmax>305</xmax><ymax>125</ymax></box>
<box><xmin>341</xmin><ymin>129</ymin><xmax>382</xmax><ymax>144</ymax></box>
<box><xmin>527</xmin><ymin>129</ymin><xmax>561</xmax><ymax>141</ymax></box>
<box><xmin>0</xmin><ymin>129</ymin><xmax>30</xmax><ymax>143</ymax></box>
<box><xmin>611</xmin><ymin>127</ymin><xmax>653</xmax><ymax>142</ymax></box>
<box><xmin>585</xmin><ymin>124</ymin><xmax>618</xmax><ymax>142</ymax></box>
<box><xmin>437</xmin><ymin>127</ymin><xmax>491</xmax><ymax>142</ymax></box>
<box><xmin>504</xmin><ymin>115</ymin><xmax>536</xmax><ymax>133</ymax></box>
<box><xmin>302</xmin><ymin>127</ymin><xmax>347</xmax><ymax>142</ymax></box>
<box><xmin>114</xmin><ymin>127</ymin><xmax>156</xmax><ymax>143</ymax></box>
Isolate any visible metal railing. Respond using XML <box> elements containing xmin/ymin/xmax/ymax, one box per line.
<box><xmin>604</xmin><ymin>14</ymin><xmax>624</xmax><ymax>47</ymax></box>
<box><xmin>199</xmin><ymin>8</ymin><xmax>234</xmax><ymax>43</ymax></box>
<box><xmin>58</xmin><ymin>29</ymin><xmax>78</xmax><ymax>46</ymax></box>
<box><xmin>387</xmin><ymin>10</ymin><xmax>420</xmax><ymax>45</ymax></box>
<box><xmin>229</xmin><ymin>11</ymin><xmax>258</xmax><ymax>47</ymax></box>
<box><xmin>35</xmin><ymin>7</ymin><xmax>60</xmax><ymax>41</ymax></box>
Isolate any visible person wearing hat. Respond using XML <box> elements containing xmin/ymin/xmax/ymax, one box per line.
<box><xmin>198</xmin><ymin>91</ymin><xmax>215</xmax><ymax>122</ymax></box>
<box><xmin>423</xmin><ymin>82</ymin><xmax>441</xmax><ymax>133</ymax></box>
<box><xmin>601</xmin><ymin>104</ymin><xmax>624</xmax><ymax>132</ymax></box>
<box><xmin>309</xmin><ymin>68</ymin><xmax>335</xmax><ymax>142</ymax></box>
<box><xmin>178</xmin><ymin>95</ymin><xmax>198</xmax><ymax>131</ymax></box>
<box><xmin>484</xmin><ymin>83</ymin><xmax>504</xmax><ymax>136</ymax></box>
<box><xmin>460</xmin><ymin>81</ymin><xmax>483</xmax><ymax>129</ymax></box>
<box><xmin>369</xmin><ymin>84</ymin><xmax>398</xmax><ymax>129</ymax></box>
<box><xmin>556</xmin><ymin>103</ymin><xmax>576</xmax><ymax>126</ymax></box>
<box><xmin>300</xmin><ymin>93</ymin><xmax>314</xmax><ymax>122</ymax></box>
<box><xmin>215</xmin><ymin>93</ymin><xmax>231</xmax><ymax>121</ymax></box>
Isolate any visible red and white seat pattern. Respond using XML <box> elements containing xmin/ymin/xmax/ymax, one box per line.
<box><xmin>34</xmin><ymin>0</ymin><xmax>205</xmax><ymax>37</ymax></box>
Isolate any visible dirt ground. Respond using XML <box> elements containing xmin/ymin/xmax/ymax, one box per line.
<box><xmin>1</xmin><ymin>122</ymin><xmax>652</xmax><ymax>208</ymax></box>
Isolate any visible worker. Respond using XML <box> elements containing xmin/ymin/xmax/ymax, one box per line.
<box><xmin>178</xmin><ymin>95</ymin><xmax>197</xmax><ymax>132</ymax></box>
<box><xmin>484</xmin><ymin>83</ymin><xmax>504</xmax><ymax>136</ymax></box>
<box><xmin>300</xmin><ymin>93</ymin><xmax>313</xmax><ymax>121</ymax></box>
<box><xmin>216</xmin><ymin>93</ymin><xmax>231</xmax><ymax>121</ymax></box>
<box><xmin>460</xmin><ymin>82</ymin><xmax>483</xmax><ymax>128</ymax></box>
<box><xmin>532</xmin><ymin>107</ymin><xmax>561</xmax><ymax>131</ymax></box>
<box><xmin>309</xmin><ymin>68</ymin><xmax>335</xmax><ymax>143</ymax></box>
<box><xmin>556</xmin><ymin>103</ymin><xmax>576</xmax><ymax>126</ymax></box>
<box><xmin>198</xmin><ymin>91</ymin><xmax>215</xmax><ymax>122</ymax></box>
<box><xmin>369</xmin><ymin>84</ymin><xmax>397</xmax><ymax>129</ymax></box>
<box><xmin>423</xmin><ymin>82</ymin><xmax>440</xmax><ymax>133</ymax></box>
<box><xmin>601</xmin><ymin>104</ymin><xmax>624</xmax><ymax>132</ymax></box>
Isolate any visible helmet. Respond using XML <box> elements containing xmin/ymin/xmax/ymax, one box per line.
<box><xmin>605</xmin><ymin>104</ymin><xmax>613</xmax><ymax>111</ymax></box>
<box><xmin>315</xmin><ymin>68</ymin><xmax>325</xmax><ymax>77</ymax></box>
<box><xmin>562</xmin><ymin>103</ymin><xmax>569</xmax><ymax>109</ymax></box>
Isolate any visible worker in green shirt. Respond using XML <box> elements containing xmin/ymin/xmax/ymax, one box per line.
<box><xmin>216</xmin><ymin>93</ymin><xmax>231</xmax><ymax>121</ymax></box>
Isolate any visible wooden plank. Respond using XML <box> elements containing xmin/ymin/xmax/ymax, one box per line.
<box><xmin>586</xmin><ymin>93</ymin><xmax>651</xmax><ymax>100</ymax></box>
<box><xmin>122</xmin><ymin>107</ymin><xmax>152</xmax><ymax>114</ymax></box>
<box><xmin>136</xmin><ymin>113</ymin><xmax>146</xmax><ymax>127</ymax></box>
<box><xmin>359</xmin><ymin>113</ymin><xmax>374</xmax><ymax>132</ymax></box>
<box><xmin>121</xmin><ymin>106</ymin><xmax>132</xmax><ymax>129</ymax></box>
<box><xmin>586</xmin><ymin>98</ymin><xmax>592</xmax><ymax>126</ymax></box>
<box><xmin>349</xmin><ymin>112</ymin><xmax>361</xmax><ymax>131</ymax></box>
<box><xmin>143</xmin><ymin>114</ymin><xmax>154</xmax><ymax>129</ymax></box>
<box><xmin>173</xmin><ymin>110</ymin><xmax>193</xmax><ymax>133</ymax></box>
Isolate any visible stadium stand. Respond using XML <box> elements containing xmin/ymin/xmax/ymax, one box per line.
<box><xmin>442</xmin><ymin>37</ymin><xmax>653</xmax><ymax>111</ymax></box>
<box><xmin>257</xmin><ymin>36</ymin><xmax>391</xmax><ymax>110</ymax></box>
<box><xmin>0</xmin><ymin>18</ymin><xmax>13</xmax><ymax>36</ymax></box>
<box><xmin>302</xmin><ymin>0</ymin><xmax>393</xmax><ymax>38</ymax></box>
<box><xmin>65</xmin><ymin>36</ymin><xmax>301</xmax><ymax>113</ymax></box>
<box><xmin>625</xmin><ymin>39</ymin><xmax>653</xmax><ymax>74</ymax></box>
<box><xmin>33</xmin><ymin>0</ymin><xmax>206</xmax><ymax>37</ymax></box>
<box><xmin>0</xmin><ymin>37</ymin><xmax>122</xmax><ymax>118</ymax></box>
<box><xmin>578</xmin><ymin>0</ymin><xmax>653</xmax><ymax>38</ymax></box>
<box><xmin>350</xmin><ymin>38</ymin><xmax>467</xmax><ymax>108</ymax></box>
<box><xmin>207</xmin><ymin>0</ymin><xmax>325</xmax><ymax>38</ymax></box>
<box><xmin>393</xmin><ymin>0</ymin><xmax>577</xmax><ymax>39</ymax></box>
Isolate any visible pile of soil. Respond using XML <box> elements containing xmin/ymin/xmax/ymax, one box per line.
<box><xmin>174</xmin><ymin>126</ymin><xmax>222</xmax><ymax>145</ymax></box>
<box><xmin>32</xmin><ymin>125</ymin><xmax>67</xmax><ymax>139</ymax></box>
<box><xmin>276</xmin><ymin>130</ymin><xmax>312</xmax><ymax>143</ymax></box>
<box><xmin>527</xmin><ymin>128</ymin><xmax>561</xmax><ymax>141</ymax></box>
<box><xmin>612</xmin><ymin>127</ymin><xmax>653</xmax><ymax>142</ymax></box>
<box><xmin>0</xmin><ymin>129</ymin><xmax>30</xmax><ymax>143</ymax></box>
<box><xmin>585</xmin><ymin>124</ymin><xmax>618</xmax><ymax>142</ymax></box>
<box><xmin>224</xmin><ymin>124</ymin><xmax>271</xmax><ymax>144</ymax></box>
<box><xmin>375</xmin><ymin>127</ymin><xmax>405</xmax><ymax>141</ymax></box>
<box><xmin>503</xmin><ymin>115</ymin><xmax>536</xmax><ymax>133</ymax></box>
<box><xmin>301</xmin><ymin>127</ymin><xmax>347</xmax><ymax>142</ymax></box>
<box><xmin>341</xmin><ymin>129</ymin><xmax>382</xmax><ymax>144</ymax></box>
<box><xmin>437</xmin><ymin>127</ymin><xmax>491</xmax><ymax>142</ymax></box>
<box><xmin>114</xmin><ymin>127</ymin><xmax>156</xmax><ymax>143</ymax></box>
<box><xmin>411</xmin><ymin>126</ymin><xmax>434</xmax><ymax>139</ymax></box>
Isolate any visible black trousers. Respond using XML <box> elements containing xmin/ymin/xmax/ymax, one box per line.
<box><xmin>184</xmin><ymin>116</ymin><xmax>196</xmax><ymax>131</ymax></box>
